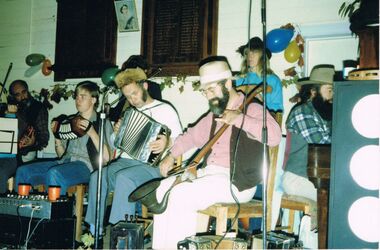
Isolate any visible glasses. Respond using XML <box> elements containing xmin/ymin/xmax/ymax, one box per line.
<box><xmin>199</xmin><ymin>80</ymin><xmax>226</xmax><ymax>96</ymax></box>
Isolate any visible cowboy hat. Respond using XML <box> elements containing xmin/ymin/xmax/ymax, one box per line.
<box><xmin>297</xmin><ymin>64</ymin><xmax>335</xmax><ymax>85</ymax></box>
<box><xmin>236</xmin><ymin>36</ymin><xmax>272</xmax><ymax>59</ymax></box>
<box><xmin>199</xmin><ymin>60</ymin><xmax>234</xmax><ymax>86</ymax></box>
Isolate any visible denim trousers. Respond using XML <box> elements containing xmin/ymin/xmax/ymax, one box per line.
<box><xmin>15</xmin><ymin>158</ymin><xmax>91</xmax><ymax>195</ymax></box>
<box><xmin>84</xmin><ymin>157</ymin><xmax>161</xmax><ymax>230</ymax></box>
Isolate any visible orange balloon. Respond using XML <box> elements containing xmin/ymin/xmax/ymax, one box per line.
<box><xmin>42</xmin><ymin>59</ymin><xmax>52</xmax><ymax>76</ymax></box>
<box><xmin>284</xmin><ymin>40</ymin><xmax>301</xmax><ymax>63</ymax></box>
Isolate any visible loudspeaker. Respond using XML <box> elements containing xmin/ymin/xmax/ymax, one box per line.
<box><xmin>328</xmin><ymin>80</ymin><xmax>379</xmax><ymax>248</ymax></box>
<box><xmin>0</xmin><ymin>214</ymin><xmax>75</xmax><ymax>249</ymax></box>
<box><xmin>110</xmin><ymin>221</ymin><xmax>144</xmax><ymax>249</ymax></box>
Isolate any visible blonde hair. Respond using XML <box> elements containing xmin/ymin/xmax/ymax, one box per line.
<box><xmin>240</xmin><ymin>48</ymin><xmax>274</xmax><ymax>77</ymax></box>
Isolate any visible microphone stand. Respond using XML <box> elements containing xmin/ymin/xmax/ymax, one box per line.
<box><xmin>0</xmin><ymin>62</ymin><xmax>13</xmax><ymax>100</ymax></box>
<box><xmin>94</xmin><ymin>87</ymin><xmax>112</xmax><ymax>249</ymax></box>
<box><xmin>261</xmin><ymin>0</ymin><xmax>269</xmax><ymax>248</ymax></box>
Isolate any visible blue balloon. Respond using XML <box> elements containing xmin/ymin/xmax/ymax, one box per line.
<box><xmin>101</xmin><ymin>67</ymin><xmax>120</xmax><ymax>86</ymax></box>
<box><xmin>266</xmin><ymin>28</ymin><xmax>294</xmax><ymax>53</ymax></box>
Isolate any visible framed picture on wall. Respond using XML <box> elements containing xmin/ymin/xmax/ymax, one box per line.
<box><xmin>114</xmin><ymin>0</ymin><xmax>139</xmax><ymax>32</ymax></box>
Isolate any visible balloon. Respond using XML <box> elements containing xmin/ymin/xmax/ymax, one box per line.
<box><xmin>25</xmin><ymin>53</ymin><xmax>45</xmax><ymax>66</ymax></box>
<box><xmin>24</xmin><ymin>65</ymin><xmax>42</xmax><ymax>77</ymax></box>
<box><xmin>284</xmin><ymin>40</ymin><xmax>301</xmax><ymax>63</ymax></box>
<box><xmin>42</xmin><ymin>59</ymin><xmax>52</xmax><ymax>76</ymax></box>
<box><xmin>266</xmin><ymin>28</ymin><xmax>294</xmax><ymax>53</ymax></box>
<box><xmin>101</xmin><ymin>67</ymin><xmax>120</xmax><ymax>86</ymax></box>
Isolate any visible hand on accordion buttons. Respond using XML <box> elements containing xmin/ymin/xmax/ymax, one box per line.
<box><xmin>113</xmin><ymin>119</ymin><xmax>122</xmax><ymax>134</ymax></box>
<box><xmin>149</xmin><ymin>134</ymin><xmax>168</xmax><ymax>154</ymax></box>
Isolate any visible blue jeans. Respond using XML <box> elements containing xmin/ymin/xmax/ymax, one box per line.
<box><xmin>15</xmin><ymin>159</ymin><xmax>91</xmax><ymax>195</ymax></box>
<box><xmin>84</xmin><ymin>158</ymin><xmax>161</xmax><ymax>229</ymax></box>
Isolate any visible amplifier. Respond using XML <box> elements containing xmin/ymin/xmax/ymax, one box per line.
<box><xmin>110</xmin><ymin>221</ymin><xmax>144</xmax><ymax>249</ymax></box>
<box><xmin>178</xmin><ymin>235</ymin><xmax>248</xmax><ymax>249</ymax></box>
<box><xmin>0</xmin><ymin>194</ymin><xmax>73</xmax><ymax>219</ymax></box>
<box><xmin>0</xmin><ymin>214</ymin><xmax>75</xmax><ymax>249</ymax></box>
<box><xmin>251</xmin><ymin>232</ymin><xmax>296</xmax><ymax>249</ymax></box>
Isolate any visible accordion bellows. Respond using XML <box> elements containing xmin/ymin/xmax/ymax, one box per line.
<box><xmin>114</xmin><ymin>108</ymin><xmax>170</xmax><ymax>165</ymax></box>
<box><xmin>52</xmin><ymin>114</ymin><xmax>91</xmax><ymax>140</ymax></box>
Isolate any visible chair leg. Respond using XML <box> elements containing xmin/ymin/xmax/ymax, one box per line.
<box><xmin>215</xmin><ymin>207</ymin><xmax>228</xmax><ymax>235</ymax></box>
<box><xmin>7</xmin><ymin>177</ymin><xmax>14</xmax><ymax>192</ymax></box>
<box><xmin>288</xmin><ymin>209</ymin><xmax>295</xmax><ymax>233</ymax></box>
<box><xmin>74</xmin><ymin>185</ymin><xmax>85</xmax><ymax>242</ymax></box>
<box><xmin>196</xmin><ymin>213</ymin><xmax>210</xmax><ymax>233</ymax></box>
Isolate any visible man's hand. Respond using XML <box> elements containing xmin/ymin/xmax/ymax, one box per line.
<box><xmin>214</xmin><ymin>109</ymin><xmax>242</xmax><ymax>125</ymax></box>
<box><xmin>7</xmin><ymin>104</ymin><xmax>17</xmax><ymax>114</ymax></box>
<box><xmin>19</xmin><ymin>127</ymin><xmax>36</xmax><ymax>148</ymax></box>
<box><xmin>113</xmin><ymin>119</ymin><xmax>122</xmax><ymax>134</ymax></box>
<box><xmin>150</xmin><ymin>134</ymin><xmax>168</xmax><ymax>154</ymax></box>
<box><xmin>159</xmin><ymin>154</ymin><xmax>175</xmax><ymax>177</ymax></box>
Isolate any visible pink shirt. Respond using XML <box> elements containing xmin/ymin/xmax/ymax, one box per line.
<box><xmin>171</xmin><ymin>93</ymin><xmax>282</xmax><ymax>168</ymax></box>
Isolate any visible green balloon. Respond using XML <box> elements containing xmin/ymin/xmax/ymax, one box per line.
<box><xmin>25</xmin><ymin>53</ymin><xmax>45</xmax><ymax>66</ymax></box>
<box><xmin>101</xmin><ymin>67</ymin><xmax>120</xmax><ymax>86</ymax></box>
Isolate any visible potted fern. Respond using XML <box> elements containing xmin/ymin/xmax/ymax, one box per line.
<box><xmin>339</xmin><ymin>0</ymin><xmax>379</xmax><ymax>69</ymax></box>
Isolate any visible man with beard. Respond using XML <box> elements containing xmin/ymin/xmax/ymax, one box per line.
<box><xmin>84</xmin><ymin>68</ymin><xmax>182</xmax><ymax>238</ymax></box>
<box><xmin>0</xmin><ymin>80</ymin><xmax>49</xmax><ymax>194</ymax></box>
<box><xmin>152</xmin><ymin>57</ymin><xmax>282</xmax><ymax>249</ymax></box>
<box><xmin>281</xmin><ymin>64</ymin><xmax>334</xmax><ymax>229</ymax></box>
<box><xmin>7</xmin><ymin>80</ymin><xmax>49</xmax><ymax>162</ymax></box>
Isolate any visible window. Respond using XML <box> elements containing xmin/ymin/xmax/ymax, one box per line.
<box><xmin>141</xmin><ymin>0</ymin><xmax>219</xmax><ymax>76</ymax></box>
<box><xmin>54</xmin><ymin>0</ymin><xmax>118</xmax><ymax>81</ymax></box>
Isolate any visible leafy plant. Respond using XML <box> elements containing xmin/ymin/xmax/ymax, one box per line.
<box><xmin>77</xmin><ymin>233</ymin><xmax>94</xmax><ymax>250</ymax></box>
<box><xmin>339</xmin><ymin>0</ymin><xmax>361</xmax><ymax>18</ymax></box>
<box><xmin>160</xmin><ymin>75</ymin><xmax>200</xmax><ymax>93</ymax></box>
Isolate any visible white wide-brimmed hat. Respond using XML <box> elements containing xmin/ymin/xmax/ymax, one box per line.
<box><xmin>199</xmin><ymin>60</ymin><xmax>234</xmax><ymax>86</ymax></box>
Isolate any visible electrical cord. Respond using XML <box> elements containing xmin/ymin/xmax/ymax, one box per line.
<box><xmin>17</xmin><ymin>205</ymin><xmax>23</xmax><ymax>247</ymax></box>
<box><xmin>214</xmin><ymin>0</ymin><xmax>254</xmax><ymax>248</ymax></box>
<box><xmin>23</xmin><ymin>207</ymin><xmax>36</xmax><ymax>249</ymax></box>
<box><xmin>214</xmin><ymin>67</ymin><xmax>252</xmax><ymax>250</ymax></box>
<box><xmin>24</xmin><ymin>217</ymin><xmax>48</xmax><ymax>249</ymax></box>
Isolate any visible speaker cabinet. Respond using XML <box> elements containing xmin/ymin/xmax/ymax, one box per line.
<box><xmin>0</xmin><ymin>215</ymin><xmax>75</xmax><ymax>249</ymax></box>
<box><xmin>328</xmin><ymin>80</ymin><xmax>379</xmax><ymax>248</ymax></box>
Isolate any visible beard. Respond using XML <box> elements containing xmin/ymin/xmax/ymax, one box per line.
<box><xmin>18</xmin><ymin>97</ymin><xmax>32</xmax><ymax>111</ymax></box>
<box><xmin>312</xmin><ymin>95</ymin><xmax>332</xmax><ymax>121</ymax></box>
<box><xmin>208</xmin><ymin>86</ymin><xmax>229</xmax><ymax>116</ymax></box>
<box><xmin>142</xmin><ymin>88</ymin><xmax>148</xmax><ymax>102</ymax></box>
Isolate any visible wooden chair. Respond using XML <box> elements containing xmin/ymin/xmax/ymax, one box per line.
<box><xmin>279</xmin><ymin>194</ymin><xmax>312</xmax><ymax>233</ymax></box>
<box><xmin>196</xmin><ymin>111</ymin><xmax>311</xmax><ymax>235</ymax></box>
<box><xmin>197</xmin><ymin>111</ymin><xmax>283</xmax><ymax>235</ymax></box>
<box><xmin>197</xmin><ymin>143</ymin><xmax>280</xmax><ymax>235</ymax></box>
<box><xmin>34</xmin><ymin>183</ymin><xmax>87</xmax><ymax>242</ymax></box>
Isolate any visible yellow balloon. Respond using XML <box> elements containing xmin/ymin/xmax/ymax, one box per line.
<box><xmin>284</xmin><ymin>40</ymin><xmax>301</xmax><ymax>63</ymax></box>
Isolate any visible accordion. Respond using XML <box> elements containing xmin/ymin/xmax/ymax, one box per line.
<box><xmin>114</xmin><ymin>108</ymin><xmax>170</xmax><ymax>165</ymax></box>
<box><xmin>51</xmin><ymin>114</ymin><xmax>91</xmax><ymax>140</ymax></box>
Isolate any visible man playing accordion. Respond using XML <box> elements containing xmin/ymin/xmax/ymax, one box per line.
<box><xmin>84</xmin><ymin>68</ymin><xmax>182</xmax><ymax>237</ymax></box>
<box><xmin>15</xmin><ymin>81</ymin><xmax>114</xmax><ymax>195</ymax></box>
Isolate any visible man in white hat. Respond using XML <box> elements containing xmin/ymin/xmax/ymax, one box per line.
<box><xmin>281</xmin><ymin>64</ymin><xmax>335</xmax><ymax>229</ymax></box>
<box><xmin>152</xmin><ymin>56</ymin><xmax>282</xmax><ymax>249</ymax></box>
